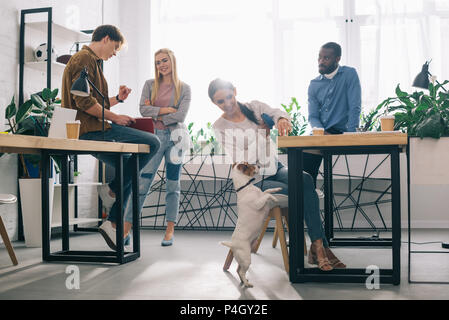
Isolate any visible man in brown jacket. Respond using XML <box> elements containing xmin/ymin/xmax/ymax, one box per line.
<box><xmin>61</xmin><ymin>25</ymin><xmax>160</xmax><ymax>251</ymax></box>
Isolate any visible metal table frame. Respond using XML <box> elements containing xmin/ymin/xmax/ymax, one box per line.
<box><xmin>41</xmin><ymin>150</ymin><xmax>140</xmax><ymax>264</ymax></box>
<box><xmin>287</xmin><ymin>144</ymin><xmax>403</xmax><ymax>285</ymax></box>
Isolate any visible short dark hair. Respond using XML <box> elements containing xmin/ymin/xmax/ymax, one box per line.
<box><xmin>92</xmin><ymin>25</ymin><xmax>125</xmax><ymax>44</ymax></box>
<box><xmin>322</xmin><ymin>42</ymin><xmax>341</xmax><ymax>58</ymax></box>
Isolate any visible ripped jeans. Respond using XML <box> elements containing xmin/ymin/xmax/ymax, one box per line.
<box><xmin>125</xmin><ymin>129</ymin><xmax>183</xmax><ymax>224</ymax></box>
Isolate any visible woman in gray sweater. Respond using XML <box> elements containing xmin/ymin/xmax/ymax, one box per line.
<box><xmin>209</xmin><ymin>78</ymin><xmax>345</xmax><ymax>271</ymax></box>
<box><xmin>139</xmin><ymin>48</ymin><xmax>191</xmax><ymax>246</ymax></box>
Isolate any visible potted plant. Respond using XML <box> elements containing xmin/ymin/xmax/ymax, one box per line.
<box><xmin>377</xmin><ymin>81</ymin><xmax>449</xmax><ymax>138</ymax></box>
<box><xmin>280</xmin><ymin>97</ymin><xmax>308</xmax><ymax>136</ymax></box>
<box><xmin>3</xmin><ymin>88</ymin><xmax>60</xmax><ymax>247</ymax></box>
<box><xmin>377</xmin><ymin>80</ymin><xmax>449</xmax><ymax>231</ymax></box>
<box><xmin>73</xmin><ymin>171</ymin><xmax>81</xmax><ymax>184</ymax></box>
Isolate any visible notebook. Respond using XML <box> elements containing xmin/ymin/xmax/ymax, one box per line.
<box><xmin>48</xmin><ymin>107</ymin><xmax>78</xmax><ymax>139</ymax></box>
<box><xmin>129</xmin><ymin>117</ymin><xmax>154</xmax><ymax>133</ymax></box>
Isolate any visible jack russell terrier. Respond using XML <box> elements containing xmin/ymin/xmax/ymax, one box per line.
<box><xmin>221</xmin><ymin>162</ymin><xmax>282</xmax><ymax>287</ymax></box>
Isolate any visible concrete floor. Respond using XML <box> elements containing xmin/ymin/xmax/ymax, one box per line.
<box><xmin>0</xmin><ymin>229</ymin><xmax>449</xmax><ymax>300</ymax></box>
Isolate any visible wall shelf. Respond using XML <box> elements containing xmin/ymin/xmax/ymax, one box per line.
<box><xmin>24</xmin><ymin>61</ymin><xmax>66</xmax><ymax>73</ymax></box>
<box><xmin>25</xmin><ymin>21</ymin><xmax>91</xmax><ymax>43</ymax></box>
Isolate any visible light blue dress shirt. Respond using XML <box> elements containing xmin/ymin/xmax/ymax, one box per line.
<box><xmin>308</xmin><ymin>65</ymin><xmax>361</xmax><ymax>132</ymax></box>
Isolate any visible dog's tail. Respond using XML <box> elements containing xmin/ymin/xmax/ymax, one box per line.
<box><xmin>220</xmin><ymin>241</ymin><xmax>232</xmax><ymax>248</ymax></box>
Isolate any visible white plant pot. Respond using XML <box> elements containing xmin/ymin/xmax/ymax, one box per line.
<box><xmin>19</xmin><ymin>178</ymin><xmax>54</xmax><ymax>247</ymax></box>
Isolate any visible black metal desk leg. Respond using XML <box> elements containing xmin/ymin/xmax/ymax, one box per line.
<box><xmin>288</xmin><ymin>148</ymin><xmax>304</xmax><ymax>282</ymax></box>
<box><xmin>132</xmin><ymin>154</ymin><xmax>140</xmax><ymax>254</ymax></box>
<box><xmin>391</xmin><ymin>147</ymin><xmax>401</xmax><ymax>285</ymax></box>
<box><xmin>407</xmin><ymin>138</ymin><xmax>412</xmax><ymax>283</ymax></box>
<box><xmin>115</xmin><ymin>154</ymin><xmax>124</xmax><ymax>262</ymax></box>
<box><xmin>41</xmin><ymin>150</ymin><xmax>51</xmax><ymax>260</ymax></box>
<box><xmin>323</xmin><ymin>152</ymin><xmax>333</xmax><ymax>242</ymax></box>
<box><xmin>61</xmin><ymin>154</ymin><xmax>70</xmax><ymax>251</ymax></box>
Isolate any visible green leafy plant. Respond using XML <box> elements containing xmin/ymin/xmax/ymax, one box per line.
<box><xmin>377</xmin><ymin>81</ymin><xmax>449</xmax><ymax>138</ymax></box>
<box><xmin>29</xmin><ymin>88</ymin><xmax>60</xmax><ymax>134</ymax></box>
<box><xmin>280</xmin><ymin>97</ymin><xmax>308</xmax><ymax>136</ymax></box>
<box><xmin>5</xmin><ymin>97</ymin><xmax>34</xmax><ymax>135</ymax></box>
<box><xmin>3</xmin><ymin>88</ymin><xmax>61</xmax><ymax>177</ymax></box>
<box><xmin>5</xmin><ymin>88</ymin><xmax>60</xmax><ymax>136</ymax></box>
<box><xmin>359</xmin><ymin>106</ymin><xmax>383</xmax><ymax>132</ymax></box>
<box><xmin>278</xmin><ymin>97</ymin><xmax>308</xmax><ymax>154</ymax></box>
<box><xmin>187</xmin><ymin>122</ymin><xmax>220</xmax><ymax>155</ymax></box>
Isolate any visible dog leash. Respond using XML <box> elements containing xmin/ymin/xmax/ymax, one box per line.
<box><xmin>235</xmin><ymin>178</ymin><xmax>256</xmax><ymax>193</ymax></box>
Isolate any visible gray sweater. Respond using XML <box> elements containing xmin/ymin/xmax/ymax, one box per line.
<box><xmin>213</xmin><ymin>100</ymin><xmax>290</xmax><ymax>176</ymax></box>
<box><xmin>139</xmin><ymin>79</ymin><xmax>191</xmax><ymax>134</ymax></box>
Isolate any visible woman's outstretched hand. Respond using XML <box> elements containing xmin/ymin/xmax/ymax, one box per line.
<box><xmin>277</xmin><ymin>118</ymin><xmax>292</xmax><ymax>136</ymax></box>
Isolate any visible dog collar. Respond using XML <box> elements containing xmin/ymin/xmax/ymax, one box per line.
<box><xmin>236</xmin><ymin>178</ymin><xmax>256</xmax><ymax>193</ymax></box>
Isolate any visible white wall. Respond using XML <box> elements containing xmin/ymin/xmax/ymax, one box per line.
<box><xmin>115</xmin><ymin>0</ymin><xmax>152</xmax><ymax>117</ymax></box>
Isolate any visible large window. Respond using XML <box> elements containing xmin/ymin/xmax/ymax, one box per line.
<box><xmin>150</xmin><ymin>0</ymin><xmax>449</xmax><ymax>131</ymax></box>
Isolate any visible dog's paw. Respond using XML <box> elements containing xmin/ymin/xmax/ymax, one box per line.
<box><xmin>239</xmin><ymin>278</ymin><xmax>254</xmax><ymax>288</ymax></box>
<box><xmin>264</xmin><ymin>187</ymin><xmax>282</xmax><ymax>194</ymax></box>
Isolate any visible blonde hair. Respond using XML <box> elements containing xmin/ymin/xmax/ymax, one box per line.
<box><xmin>151</xmin><ymin>48</ymin><xmax>181</xmax><ymax>105</ymax></box>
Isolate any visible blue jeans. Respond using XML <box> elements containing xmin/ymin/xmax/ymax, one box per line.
<box><xmin>255</xmin><ymin>163</ymin><xmax>329</xmax><ymax>247</ymax></box>
<box><xmin>80</xmin><ymin>123</ymin><xmax>161</xmax><ymax>223</ymax></box>
<box><xmin>131</xmin><ymin>129</ymin><xmax>183</xmax><ymax>224</ymax></box>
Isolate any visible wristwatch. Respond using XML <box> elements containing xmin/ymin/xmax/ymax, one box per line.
<box><xmin>116</xmin><ymin>94</ymin><xmax>124</xmax><ymax>103</ymax></box>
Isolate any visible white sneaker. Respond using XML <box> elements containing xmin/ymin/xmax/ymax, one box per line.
<box><xmin>98</xmin><ymin>220</ymin><xmax>117</xmax><ymax>251</ymax></box>
<box><xmin>97</xmin><ymin>184</ymin><xmax>115</xmax><ymax>213</ymax></box>
<box><xmin>315</xmin><ymin>189</ymin><xmax>324</xmax><ymax>199</ymax></box>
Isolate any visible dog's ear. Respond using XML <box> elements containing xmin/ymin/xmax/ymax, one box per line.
<box><xmin>237</xmin><ymin>163</ymin><xmax>248</xmax><ymax>172</ymax></box>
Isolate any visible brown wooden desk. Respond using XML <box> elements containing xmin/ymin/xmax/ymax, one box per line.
<box><xmin>0</xmin><ymin>134</ymin><xmax>149</xmax><ymax>264</ymax></box>
<box><xmin>278</xmin><ymin>132</ymin><xmax>407</xmax><ymax>284</ymax></box>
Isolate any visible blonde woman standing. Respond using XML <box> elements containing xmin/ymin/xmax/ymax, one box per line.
<box><xmin>139</xmin><ymin>48</ymin><xmax>191</xmax><ymax>246</ymax></box>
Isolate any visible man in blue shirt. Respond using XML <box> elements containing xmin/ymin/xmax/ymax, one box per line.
<box><xmin>304</xmin><ymin>42</ymin><xmax>362</xmax><ymax>186</ymax></box>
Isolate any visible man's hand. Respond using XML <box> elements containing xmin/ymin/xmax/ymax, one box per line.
<box><xmin>277</xmin><ymin>118</ymin><xmax>292</xmax><ymax>136</ymax></box>
<box><xmin>118</xmin><ymin>85</ymin><xmax>132</xmax><ymax>101</ymax></box>
<box><xmin>112</xmin><ymin>114</ymin><xmax>136</xmax><ymax>126</ymax></box>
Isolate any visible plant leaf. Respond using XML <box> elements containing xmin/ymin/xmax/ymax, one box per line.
<box><xmin>5</xmin><ymin>96</ymin><xmax>16</xmax><ymax>120</ymax></box>
<box><xmin>50</xmin><ymin>88</ymin><xmax>59</xmax><ymax>100</ymax></box>
<box><xmin>15</xmin><ymin>99</ymin><xmax>33</xmax><ymax>125</ymax></box>
<box><xmin>42</xmin><ymin>88</ymin><xmax>52</xmax><ymax>101</ymax></box>
<box><xmin>31</xmin><ymin>94</ymin><xmax>45</xmax><ymax>110</ymax></box>
<box><xmin>395</xmin><ymin>84</ymin><xmax>408</xmax><ymax>98</ymax></box>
